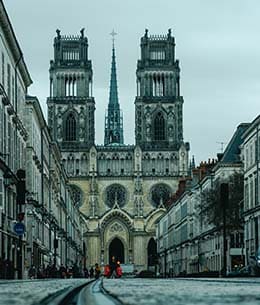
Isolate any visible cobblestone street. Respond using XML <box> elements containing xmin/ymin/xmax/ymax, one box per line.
<box><xmin>1</xmin><ymin>278</ymin><xmax>260</xmax><ymax>305</ymax></box>
<box><xmin>103</xmin><ymin>278</ymin><xmax>260</xmax><ymax>305</ymax></box>
<box><xmin>0</xmin><ymin>279</ymin><xmax>89</xmax><ymax>305</ymax></box>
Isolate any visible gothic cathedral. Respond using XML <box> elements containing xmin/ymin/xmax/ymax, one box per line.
<box><xmin>47</xmin><ymin>29</ymin><xmax>189</xmax><ymax>271</ymax></box>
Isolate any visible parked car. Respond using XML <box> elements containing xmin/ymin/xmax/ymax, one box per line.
<box><xmin>227</xmin><ymin>266</ymin><xmax>252</xmax><ymax>277</ymax></box>
<box><xmin>249</xmin><ymin>246</ymin><xmax>260</xmax><ymax>276</ymax></box>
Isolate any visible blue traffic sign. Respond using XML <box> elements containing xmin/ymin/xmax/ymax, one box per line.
<box><xmin>13</xmin><ymin>222</ymin><xmax>25</xmax><ymax>236</ymax></box>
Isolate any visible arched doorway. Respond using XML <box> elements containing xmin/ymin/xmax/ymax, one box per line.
<box><xmin>147</xmin><ymin>238</ymin><xmax>157</xmax><ymax>269</ymax></box>
<box><xmin>109</xmin><ymin>238</ymin><xmax>125</xmax><ymax>264</ymax></box>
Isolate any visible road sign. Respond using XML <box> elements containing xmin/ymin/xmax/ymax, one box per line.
<box><xmin>13</xmin><ymin>222</ymin><xmax>25</xmax><ymax>236</ymax></box>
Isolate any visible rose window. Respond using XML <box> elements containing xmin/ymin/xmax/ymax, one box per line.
<box><xmin>150</xmin><ymin>184</ymin><xmax>171</xmax><ymax>207</ymax></box>
<box><xmin>105</xmin><ymin>184</ymin><xmax>126</xmax><ymax>208</ymax></box>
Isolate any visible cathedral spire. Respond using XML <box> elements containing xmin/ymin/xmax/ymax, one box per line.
<box><xmin>104</xmin><ymin>30</ymin><xmax>124</xmax><ymax>146</ymax></box>
<box><xmin>108</xmin><ymin>30</ymin><xmax>119</xmax><ymax>110</ymax></box>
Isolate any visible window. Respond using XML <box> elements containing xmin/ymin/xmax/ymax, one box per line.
<box><xmin>0</xmin><ymin>104</ymin><xmax>2</xmax><ymax>152</ymax></box>
<box><xmin>1</xmin><ymin>53</ymin><xmax>4</xmax><ymax>88</ymax></box>
<box><xmin>65</xmin><ymin>77</ymin><xmax>77</xmax><ymax>97</ymax></box>
<box><xmin>150</xmin><ymin>183</ymin><xmax>171</xmax><ymax>207</ymax></box>
<box><xmin>105</xmin><ymin>184</ymin><xmax>126</xmax><ymax>208</ymax></box>
<box><xmin>0</xmin><ymin>178</ymin><xmax>3</xmax><ymax>208</ymax></box>
<box><xmin>150</xmin><ymin>51</ymin><xmax>165</xmax><ymax>60</ymax></box>
<box><xmin>65</xmin><ymin>113</ymin><xmax>76</xmax><ymax>141</ymax></box>
<box><xmin>7</xmin><ymin>64</ymin><xmax>11</xmax><ymax>99</ymax></box>
<box><xmin>152</xmin><ymin>75</ymin><xmax>165</xmax><ymax>97</ymax></box>
<box><xmin>154</xmin><ymin>112</ymin><xmax>165</xmax><ymax>141</ymax></box>
<box><xmin>12</xmin><ymin>76</ymin><xmax>14</xmax><ymax>105</ymax></box>
<box><xmin>250</xmin><ymin>144</ymin><xmax>253</xmax><ymax>166</ymax></box>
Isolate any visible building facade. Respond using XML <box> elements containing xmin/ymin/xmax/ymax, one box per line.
<box><xmin>47</xmin><ymin>29</ymin><xmax>190</xmax><ymax>270</ymax></box>
<box><xmin>242</xmin><ymin>115</ymin><xmax>260</xmax><ymax>264</ymax></box>
<box><xmin>0</xmin><ymin>0</ymin><xmax>32</xmax><ymax>279</ymax></box>
<box><xmin>157</xmin><ymin>124</ymin><xmax>248</xmax><ymax>276</ymax></box>
<box><xmin>25</xmin><ymin>95</ymin><xmax>85</xmax><ymax>275</ymax></box>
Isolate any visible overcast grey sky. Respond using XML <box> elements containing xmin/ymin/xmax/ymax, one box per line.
<box><xmin>4</xmin><ymin>0</ymin><xmax>260</xmax><ymax>164</ymax></box>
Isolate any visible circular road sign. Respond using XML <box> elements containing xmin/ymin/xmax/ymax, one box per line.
<box><xmin>13</xmin><ymin>222</ymin><xmax>25</xmax><ymax>236</ymax></box>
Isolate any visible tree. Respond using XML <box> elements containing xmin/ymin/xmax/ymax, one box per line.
<box><xmin>199</xmin><ymin>172</ymin><xmax>244</xmax><ymax>231</ymax></box>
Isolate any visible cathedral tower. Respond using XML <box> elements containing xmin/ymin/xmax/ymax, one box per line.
<box><xmin>135</xmin><ymin>29</ymin><xmax>184</xmax><ymax>150</ymax></box>
<box><xmin>104</xmin><ymin>32</ymin><xmax>124</xmax><ymax>146</ymax></box>
<box><xmin>47</xmin><ymin>29</ymin><xmax>95</xmax><ymax>176</ymax></box>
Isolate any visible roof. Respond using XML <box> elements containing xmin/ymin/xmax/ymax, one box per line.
<box><xmin>241</xmin><ymin>114</ymin><xmax>260</xmax><ymax>140</ymax></box>
<box><xmin>220</xmin><ymin>123</ymin><xmax>250</xmax><ymax>164</ymax></box>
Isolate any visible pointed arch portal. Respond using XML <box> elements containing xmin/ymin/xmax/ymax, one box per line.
<box><xmin>109</xmin><ymin>238</ymin><xmax>125</xmax><ymax>264</ymax></box>
<box><xmin>147</xmin><ymin>238</ymin><xmax>157</xmax><ymax>267</ymax></box>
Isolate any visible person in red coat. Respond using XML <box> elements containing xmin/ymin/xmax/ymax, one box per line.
<box><xmin>116</xmin><ymin>261</ymin><xmax>122</xmax><ymax>278</ymax></box>
<box><xmin>104</xmin><ymin>264</ymin><xmax>111</xmax><ymax>278</ymax></box>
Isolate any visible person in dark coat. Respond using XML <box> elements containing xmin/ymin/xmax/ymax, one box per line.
<box><xmin>109</xmin><ymin>256</ymin><xmax>117</xmax><ymax>278</ymax></box>
<box><xmin>89</xmin><ymin>266</ymin><xmax>94</xmax><ymax>278</ymax></box>
<box><xmin>94</xmin><ymin>263</ymin><xmax>101</xmax><ymax>279</ymax></box>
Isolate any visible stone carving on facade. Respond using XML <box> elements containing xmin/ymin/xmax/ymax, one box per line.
<box><xmin>144</xmin><ymin>106</ymin><xmax>151</xmax><ymax>140</ymax></box>
<box><xmin>89</xmin><ymin>196</ymin><xmax>97</xmax><ymax>217</ymax></box>
<box><xmin>168</xmin><ymin>124</ymin><xmax>174</xmax><ymax>139</ymax></box>
<box><xmin>135</xmin><ymin>105</ymin><xmax>142</xmax><ymax>141</ymax></box>
<box><xmin>134</xmin><ymin>196</ymin><xmax>144</xmax><ymax>217</ymax></box>
<box><xmin>90</xmin><ymin>166</ymin><xmax>98</xmax><ymax>193</ymax></box>
<box><xmin>134</xmin><ymin>169</ymin><xmax>142</xmax><ymax>194</ymax></box>
<box><xmin>68</xmin><ymin>154</ymin><xmax>74</xmax><ymax>175</ymax></box>
<box><xmin>81</xmin><ymin>154</ymin><xmax>88</xmax><ymax>175</ymax></box>
<box><xmin>109</xmin><ymin>222</ymin><xmax>124</xmax><ymax>233</ymax></box>
<box><xmin>167</xmin><ymin>106</ymin><xmax>175</xmax><ymax>141</ymax></box>
<box><xmin>79</xmin><ymin>107</ymin><xmax>85</xmax><ymax>139</ymax></box>
<box><xmin>56</xmin><ymin>106</ymin><xmax>63</xmax><ymax>140</ymax></box>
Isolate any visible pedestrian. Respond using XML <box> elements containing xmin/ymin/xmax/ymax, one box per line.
<box><xmin>4</xmin><ymin>258</ymin><xmax>11</xmax><ymax>279</ymax></box>
<box><xmin>72</xmin><ymin>263</ymin><xmax>79</xmax><ymax>278</ymax></box>
<box><xmin>104</xmin><ymin>264</ymin><xmax>111</xmax><ymax>278</ymax></box>
<box><xmin>59</xmin><ymin>264</ymin><xmax>67</xmax><ymax>278</ymax></box>
<box><xmin>89</xmin><ymin>266</ymin><xmax>94</xmax><ymax>278</ymax></box>
<box><xmin>83</xmin><ymin>267</ymin><xmax>89</xmax><ymax>278</ymax></box>
<box><xmin>94</xmin><ymin>263</ymin><xmax>101</xmax><ymax>279</ymax></box>
<box><xmin>109</xmin><ymin>256</ymin><xmax>117</xmax><ymax>278</ymax></box>
<box><xmin>67</xmin><ymin>266</ymin><xmax>73</xmax><ymax>278</ymax></box>
<box><xmin>28</xmin><ymin>265</ymin><xmax>37</xmax><ymax>279</ymax></box>
<box><xmin>116</xmin><ymin>262</ymin><xmax>122</xmax><ymax>278</ymax></box>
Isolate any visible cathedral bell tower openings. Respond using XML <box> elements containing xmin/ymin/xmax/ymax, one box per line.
<box><xmin>65</xmin><ymin>112</ymin><xmax>77</xmax><ymax>141</ymax></box>
<box><xmin>47</xmin><ymin>29</ymin><xmax>95</xmax><ymax>177</ymax></box>
<box><xmin>135</xmin><ymin>29</ymin><xmax>184</xmax><ymax>150</ymax></box>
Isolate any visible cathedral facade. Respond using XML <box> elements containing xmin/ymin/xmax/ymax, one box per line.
<box><xmin>47</xmin><ymin>29</ymin><xmax>189</xmax><ymax>271</ymax></box>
